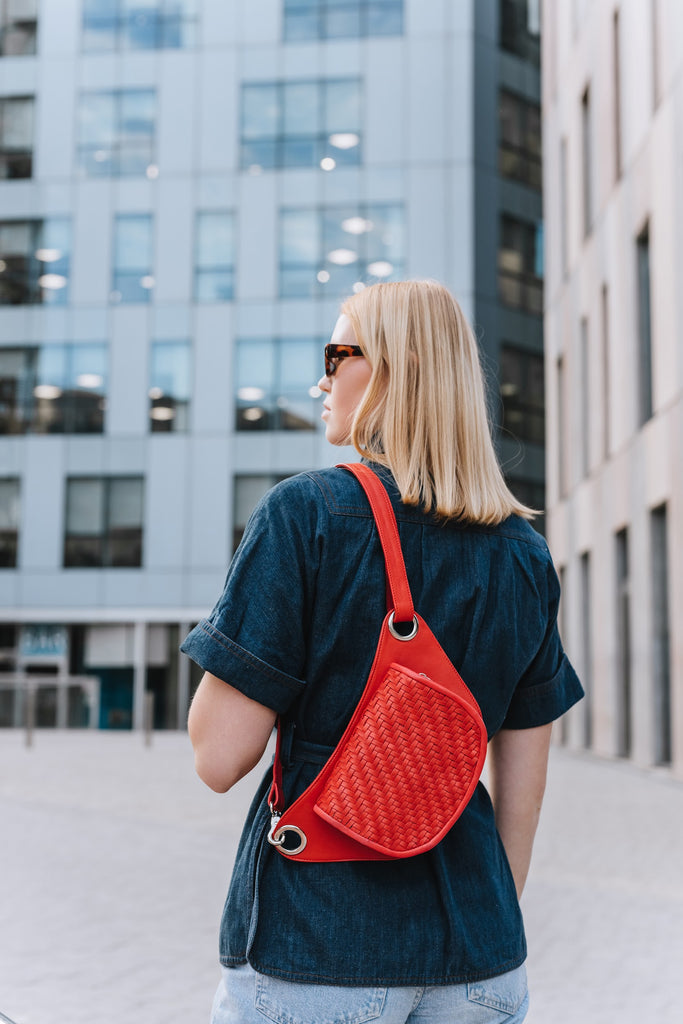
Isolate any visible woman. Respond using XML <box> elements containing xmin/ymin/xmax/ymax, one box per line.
<box><xmin>182</xmin><ymin>280</ymin><xmax>582</xmax><ymax>1023</ymax></box>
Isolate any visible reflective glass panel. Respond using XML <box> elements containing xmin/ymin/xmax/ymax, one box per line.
<box><xmin>149</xmin><ymin>340</ymin><xmax>191</xmax><ymax>432</ymax></box>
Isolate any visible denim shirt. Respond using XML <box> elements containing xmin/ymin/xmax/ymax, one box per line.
<box><xmin>180</xmin><ymin>465</ymin><xmax>583</xmax><ymax>986</ymax></box>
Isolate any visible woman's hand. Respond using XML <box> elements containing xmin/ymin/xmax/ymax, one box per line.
<box><xmin>487</xmin><ymin>723</ymin><xmax>553</xmax><ymax>899</ymax></box>
<box><xmin>188</xmin><ymin>672</ymin><xmax>277</xmax><ymax>793</ymax></box>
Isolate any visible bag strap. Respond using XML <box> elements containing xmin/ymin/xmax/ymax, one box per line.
<box><xmin>268</xmin><ymin>463</ymin><xmax>414</xmax><ymax>820</ymax></box>
<box><xmin>339</xmin><ymin>463</ymin><xmax>415</xmax><ymax>625</ymax></box>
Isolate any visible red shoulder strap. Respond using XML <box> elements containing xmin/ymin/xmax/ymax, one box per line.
<box><xmin>339</xmin><ymin>463</ymin><xmax>414</xmax><ymax>625</ymax></box>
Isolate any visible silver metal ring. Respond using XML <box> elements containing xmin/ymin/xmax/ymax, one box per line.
<box><xmin>270</xmin><ymin>825</ymin><xmax>307</xmax><ymax>855</ymax></box>
<box><xmin>388</xmin><ymin>612</ymin><xmax>419</xmax><ymax>641</ymax></box>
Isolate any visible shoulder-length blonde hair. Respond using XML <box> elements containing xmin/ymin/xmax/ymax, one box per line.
<box><xmin>341</xmin><ymin>280</ymin><xmax>535</xmax><ymax>524</ymax></box>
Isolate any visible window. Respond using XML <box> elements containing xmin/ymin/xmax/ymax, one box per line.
<box><xmin>615</xmin><ymin>527</ymin><xmax>632</xmax><ymax>757</ymax></box>
<box><xmin>601</xmin><ymin>283</ymin><xmax>610</xmax><ymax>457</ymax></box>
<box><xmin>579</xmin><ymin>551</ymin><xmax>593</xmax><ymax>748</ymax></box>
<box><xmin>636</xmin><ymin>223</ymin><xmax>653</xmax><ymax>425</ymax></box>
<box><xmin>498</xmin><ymin>215</ymin><xmax>543</xmax><ymax>314</ymax></box>
<box><xmin>77</xmin><ymin>89</ymin><xmax>156</xmax><ymax>177</ymax></box>
<box><xmin>613</xmin><ymin>10</ymin><xmax>622</xmax><ymax>181</ymax></box>
<box><xmin>506</xmin><ymin>477</ymin><xmax>544</xmax><ymax>533</ymax></box>
<box><xmin>581</xmin><ymin>86</ymin><xmax>592</xmax><ymax>237</ymax></box>
<box><xmin>82</xmin><ymin>0</ymin><xmax>198</xmax><ymax>51</ymax></box>
<box><xmin>499</xmin><ymin>344</ymin><xmax>545</xmax><ymax>445</ymax></box>
<box><xmin>235</xmin><ymin>337</ymin><xmax>323</xmax><ymax>431</ymax></box>
<box><xmin>64</xmin><ymin>476</ymin><xmax>144</xmax><ymax>568</ymax></box>
<box><xmin>557</xmin><ymin>355</ymin><xmax>567</xmax><ymax>498</ymax></box>
<box><xmin>499</xmin><ymin>0</ymin><xmax>540</xmax><ymax>66</ymax></box>
<box><xmin>280</xmin><ymin>203</ymin><xmax>405</xmax><ymax>298</ymax></box>
<box><xmin>0</xmin><ymin>219</ymin><xmax>71</xmax><ymax>306</ymax></box>
<box><xmin>0</xmin><ymin>96</ymin><xmax>34</xmax><ymax>179</ymax></box>
<box><xmin>651</xmin><ymin>505</ymin><xmax>671</xmax><ymax>765</ymax></box>
<box><xmin>579</xmin><ymin>317</ymin><xmax>589</xmax><ymax>476</ymax></box>
<box><xmin>194</xmin><ymin>212</ymin><xmax>235</xmax><ymax>301</ymax></box>
<box><xmin>498</xmin><ymin>90</ymin><xmax>541</xmax><ymax>191</ymax></box>
<box><xmin>652</xmin><ymin>0</ymin><xmax>661</xmax><ymax>110</ymax></box>
<box><xmin>0</xmin><ymin>478</ymin><xmax>20</xmax><ymax>568</ymax></box>
<box><xmin>283</xmin><ymin>0</ymin><xmax>403</xmax><ymax>41</ymax></box>
<box><xmin>241</xmin><ymin>79</ymin><xmax>362</xmax><ymax>171</ymax></box>
<box><xmin>149</xmin><ymin>340</ymin><xmax>190</xmax><ymax>432</ymax></box>
<box><xmin>560</xmin><ymin>137</ymin><xmax>568</xmax><ymax>276</ymax></box>
<box><xmin>0</xmin><ymin>0</ymin><xmax>38</xmax><ymax>56</ymax></box>
<box><xmin>0</xmin><ymin>343</ymin><xmax>106</xmax><ymax>435</ymax></box>
<box><xmin>233</xmin><ymin>475</ymin><xmax>289</xmax><ymax>551</ymax></box>
<box><xmin>111</xmin><ymin>214</ymin><xmax>154</xmax><ymax>303</ymax></box>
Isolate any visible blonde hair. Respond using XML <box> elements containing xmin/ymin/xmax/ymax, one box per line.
<box><xmin>341</xmin><ymin>280</ymin><xmax>536</xmax><ymax>524</ymax></box>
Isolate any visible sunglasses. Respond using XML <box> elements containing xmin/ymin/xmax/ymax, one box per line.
<box><xmin>324</xmin><ymin>343</ymin><xmax>364</xmax><ymax>377</ymax></box>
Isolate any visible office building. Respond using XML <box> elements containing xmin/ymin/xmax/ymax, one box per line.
<box><xmin>0</xmin><ymin>0</ymin><xmax>543</xmax><ymax>729</ymax></box>
<box><xmin>542</xmin><ymin>0</ymin><xmax>682</xmax><ymax>770</ymax></box>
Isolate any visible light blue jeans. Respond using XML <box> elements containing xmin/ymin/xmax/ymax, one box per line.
<box><xmin>210</xmin><ymin>962</ymin><xmax>529</xmax><ymax>1024</ymax></box>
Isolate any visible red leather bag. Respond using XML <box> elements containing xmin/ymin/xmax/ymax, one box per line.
<box><xmin>267</xmin><ymin>463</ymin><xmax>487</xmax><ymax>862</ymax></box>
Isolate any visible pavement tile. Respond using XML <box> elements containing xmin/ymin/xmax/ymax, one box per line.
<box><xmin>1</xmin><ymin>729</ymin><xmax>681</xmax><ymax>1024</ymax></box>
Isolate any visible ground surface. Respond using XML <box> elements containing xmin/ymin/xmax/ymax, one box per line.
<box><xmin>0</xmin><ymin>730</ymin><xmax>680</xmax><ymax>1024</ymax></box>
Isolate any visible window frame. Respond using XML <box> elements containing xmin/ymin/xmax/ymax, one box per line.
<box><xmin>283</xmin><ymin>0</ymin><xmax>404</xmax><ymax>42</ymax></box>
<box><xmin>240</xmin><ymin>78</ymin><xmax>363</xmax><ymax>172</ymax></box>
<box><xmin>63</xmin><ymin>475</ymin><xmax>144</xmax><ymax>569</ymax></box>
<box><xmin>279</xmin><ymin>202</ymin><xmax>406</xmax><ymax>299</ymax></box>
<box><xmin>77</xmin><ymin>88</ymin><xmax>157</xmax><ymax>178</ymax></box>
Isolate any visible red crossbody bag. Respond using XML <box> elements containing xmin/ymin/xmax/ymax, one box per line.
<box><xmin>267</xmin><ymin>463</ymin><xmax>487</xmax><ymax>862</ymax></box>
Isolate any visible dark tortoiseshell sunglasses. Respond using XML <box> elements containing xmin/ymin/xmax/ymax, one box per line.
<box><xmin>324</xmin><ymin>343</ymin><xmax>364</xmax><ymax>377</ymax></box>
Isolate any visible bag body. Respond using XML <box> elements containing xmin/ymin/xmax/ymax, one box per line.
<box><xmin>267</xmin><ymin>463</ymin><xmax>487</xmax><ymax>862</ymax></box>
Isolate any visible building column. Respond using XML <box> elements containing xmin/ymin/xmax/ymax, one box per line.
<box><xmin>132</xmin><ymin>621</ymin><xmax>147</xmax><ymax>731</ymax></box>
<box><xmin>177</xmin><ymin>621</ymin><xmax>192</xmax><ymax>731</ymax></box>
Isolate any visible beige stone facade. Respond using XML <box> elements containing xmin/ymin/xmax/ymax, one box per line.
<box><xmin>542</xmin><ymin>0</ymin><xmax>683</xmax><ymax>771</ymax></box>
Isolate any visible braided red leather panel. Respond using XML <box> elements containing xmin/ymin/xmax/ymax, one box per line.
<box><xmin>315</xmin><ymin>665</ymin><xmax>483</xmax><ymax>855</ymax></box>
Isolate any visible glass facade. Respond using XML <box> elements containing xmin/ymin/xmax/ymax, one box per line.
<box><xmin>82</xmin><ymin>0</ymin><xmax>198</xmax><ymax>52</ymax></box>
<box><xmin>0</xmin><ymin>0</ymin><xmax>38</xmax><ymax>56</ymax></box>
<box><xmin>280</xmin><ymin>203</ymin><xmax>405</xmax><ymax>298</ymax></box>
<box><xmin>498</xmin><ymin>90</ymin><xmax>541</xmax><ymax>191</ymax></box>
<box><xmin>0</xmin><ymin>219</ymin><xmax>71</xmax><ymax>306</ymax></box>
<box><xmin>64</xmin><ymin>476</ymin><xmax>144</xmax><ymax>568</ymax></box>
<box><xmin>0</xmin><ymin>478</ymin><xmax>19</xmax><ymax>568</ymax></box>
<box><xmin>499</xmin><ymin>0</ymin><xmax>540</xmax><ymax>67</ymax></box>
<box><xmin>235</xmin><ymin>337</ymin><xmax>323</xmax><ymax>431</ymax></box>
<box><xmin>0</xmin><ymin>344</ymin><xmax>107</xmax><ymax>435</ymax></box>
<box><xmin>194</xmin><ymin>211</ymin><xmax>235</xmax><ymax>301</ymax></box>
<box><xmin>241</xmin><ymin>79</ymin><xmax>362</xmax><ymax>170</ymax></box>
<box><xmin>77</xmin><ymin>89</ymin><xmax>156</xmax><ymax>177</ymax></box>
<box><xmin>111</xmin><ymin>214</ymin><xmax>154</xmax><ymax>303</ymax></box>
<box><xmin>499</xmin><ymin>344</ymin><xmax>544</xmax><ymax>445</ymax></box>
<box><xmin>149</xmin><ymin>340</ymin><xmax>191</xmax><ymax>432</ymax></box>
<box><xmin>498</xmin><ymin>214</ymin><xmax>543</xmax><ymax>314</ymax></box>
<box><xmin>283</xmin><ymin>0</ymin><xmax>403</xmax><ymax>41</ymax></box>
<box><xmin>0</xmin><ymin>96</ymin><xmax>34</xmax><ymax>180</ymax></box>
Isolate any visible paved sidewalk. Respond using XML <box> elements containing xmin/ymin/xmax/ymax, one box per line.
<box><xmin>0</xmin><ymin>729</ymin><xmax>681</xmax><ymax>1024</ymax></box>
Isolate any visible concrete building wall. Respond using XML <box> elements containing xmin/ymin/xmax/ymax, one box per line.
<box><xmin>542</xmin><ymin>0</ymin><xmax>683</xmax><ymax>772</ymax></box>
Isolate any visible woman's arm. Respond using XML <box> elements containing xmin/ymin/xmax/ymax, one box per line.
<box><xmin>487</xmin><ymin>723</ymin><xmax>553</xmax><ymax>899</ymax></box>
<box><xmin>188</xmin><ymin>672</ymin><xmax>277</xmax><ymax>793</ymax></box>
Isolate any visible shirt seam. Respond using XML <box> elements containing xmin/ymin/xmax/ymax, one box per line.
<box><xmin>304</xmin><ymin>470</ymin><xmax>547</xmax><ymax>550</ymax></box>
<box><xmin>219</xmin><ymin>952</ymin><xmax>527</xmax><ymax>986</ymax></box>
<box><xmin>196</xmin><ymin>619</ymin><xmax>304</xmax><ymax>692</ymax></box>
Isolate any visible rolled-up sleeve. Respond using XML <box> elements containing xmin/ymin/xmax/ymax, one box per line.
<box><xmin>501</xmin><ymin>550</ymin><xmax>584</xmax><ymax>729</ymax></box>
<box><xmin>180</xmin><ymin>476</ymin><xmax>315</xmax><ymax>715</ymax></box>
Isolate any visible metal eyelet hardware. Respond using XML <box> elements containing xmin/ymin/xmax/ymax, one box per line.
<box><xmin>268</xmin><ymin>824</ymin><xmax>308</xmax><ymax>855</ymax></box>
<box><xmin>388</xmin><ymin>611</ymin><xmax>419</xmax><ymax>641</ymax></box>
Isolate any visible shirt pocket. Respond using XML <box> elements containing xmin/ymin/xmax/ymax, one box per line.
<box><xmin>255</xmin><ymin>973</ymin><xmax>387</xmax><ymax>1024</ymax></box>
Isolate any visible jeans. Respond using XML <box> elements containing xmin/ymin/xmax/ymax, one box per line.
<box><xmin>210</xmin><ymin>962</ymin><xmax>529</xmax><ymax>1024</ymax></box>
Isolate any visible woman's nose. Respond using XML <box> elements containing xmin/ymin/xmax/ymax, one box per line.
<box><xmin>317</xmin><ymin>372</ymin><xmax>330</xmax><ymax>391</ymax></box>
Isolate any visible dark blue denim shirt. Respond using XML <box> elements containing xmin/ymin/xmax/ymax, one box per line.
<box><xmin>180</xmin><ymin>465</ymin><xmax>583</xmax><ymax>986</ymax></box>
